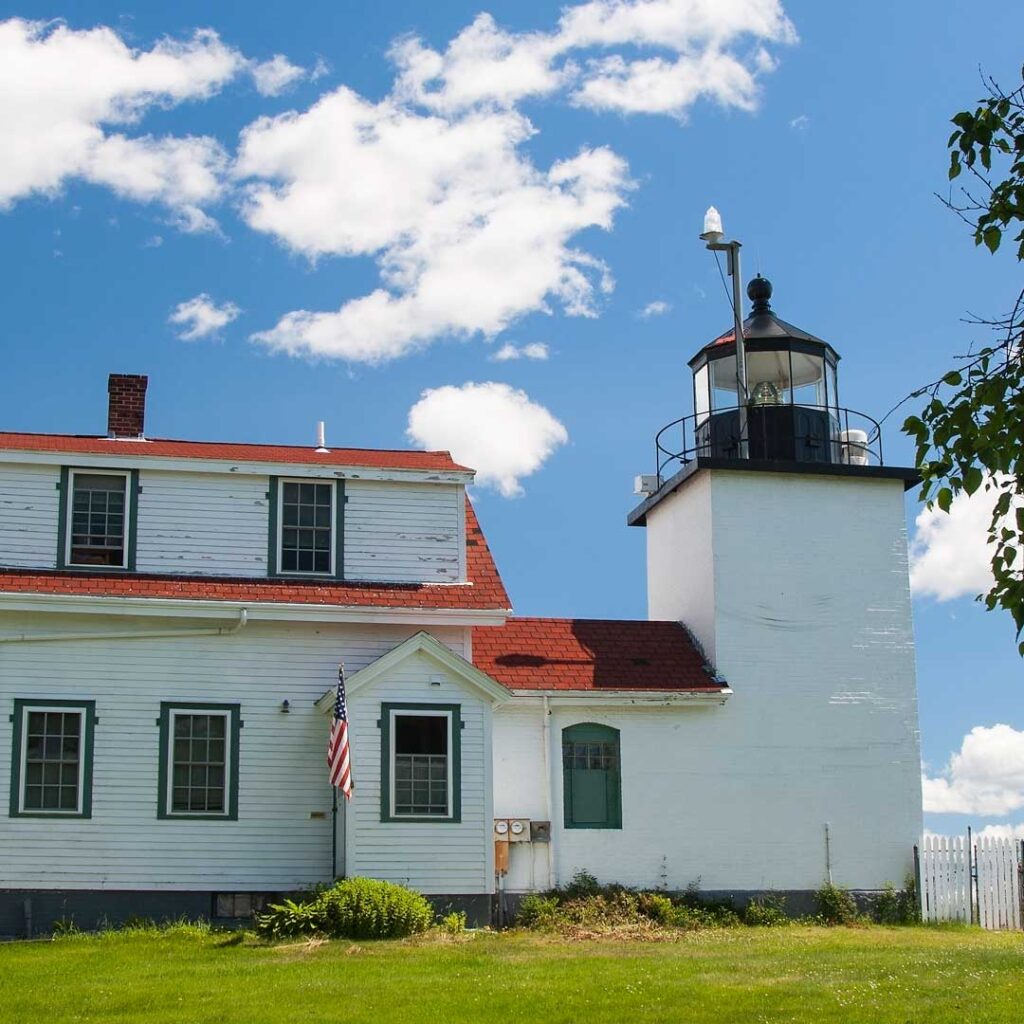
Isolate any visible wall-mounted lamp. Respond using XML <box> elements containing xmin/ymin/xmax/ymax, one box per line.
<box><xmin>280</xmin><ymin>699</ymin><xmax>291</xmax><ymax>714</ymax></box>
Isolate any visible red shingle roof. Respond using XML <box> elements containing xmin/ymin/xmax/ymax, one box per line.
<box><xmin>0</xmin><ymin>432</ymin><xmax>471</xmax><ymax>473</ymax></box>
<box><xmin>472</xmin><ymin>617</ymin><xmax>722</xmax><ymax>691</ymax></box>
<box><xmin>0</xmin><ymin>498</ymin><xmax>511</xmax><ymax>613</ymax></box>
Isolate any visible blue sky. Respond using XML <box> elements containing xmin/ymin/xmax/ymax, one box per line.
<box><xmin>1</xmin><ymin>0</ymin><xmax>1021</xmax><ymax>838</ymax></box>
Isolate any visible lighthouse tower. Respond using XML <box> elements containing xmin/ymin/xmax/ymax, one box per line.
<box><xmin>628</xmin><ymin>276</ymin><xmax>922</xmax><ymax>894</ymax></box>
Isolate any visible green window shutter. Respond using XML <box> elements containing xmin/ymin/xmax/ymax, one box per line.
<box><xmin>335</xmin><ymin>480</ymin><xmax>345</xmax><ymax>580</ymax></box>
<box><xmin>562</xmin><ymin>723</ymin><xmax>621</xmax><ymax>830</ymax></box>
<box><xmin>157</xmin><ymin>702</ymin><xmax>241</xmax><ymax>821</ymax></box>
<box><xmin>266</xmin><ymin>477</ymin><xmax>279</xmax><ymax>576</ymax></box>
<box><xmin>9</xmin><ymin>699</ymin><xmax>96</xmax><ymax>819</ymax></box>
<box><xmin>55</xmin><ymin>467</ymin><xmax>70</xmax><ymax>569</ymax></box>
<box><xmin>126</xmin><ymin>469</ymin><xmax>140</xmax><ymax>571</ymax></box>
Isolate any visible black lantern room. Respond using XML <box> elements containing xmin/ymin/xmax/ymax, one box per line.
<box><xmin>690</xmin><ymin>276</ymin><xmax>842</xmax><ymax>464</ymax></box>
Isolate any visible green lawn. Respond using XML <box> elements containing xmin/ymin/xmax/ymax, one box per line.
<box><xmin>1</xmin><ymin>926</ymin><xmax>1022</xmax><ymax>1024</ymax></box>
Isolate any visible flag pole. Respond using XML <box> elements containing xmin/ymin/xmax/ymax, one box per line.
<box><xmin>331</xmin><ymin>787</ymin><xmax>338</xmax><ymax>879</ymax></box>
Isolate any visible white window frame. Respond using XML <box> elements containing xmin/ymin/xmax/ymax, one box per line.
<box><xmin>389</xmin><ymin>708</ymin><xmax>454</xmax><ymax>821</ymax></box>
<box><xmin>164</xmin><ymin>707</ymin><xmax>234</xmax><ymax>819</ymax></box>
<box><xmin>276</xmin><ymin>478</ymin><xmax>337</xmax><ymax>577</ymax></box>
<box><xmin>18</xmin><ymin>704</ymin><xmax>87</xmax><ymax>816</ymax></box>
<box><xmin>65</xmin><ymin>467</ymin><xmax>132</xmax><ymax>570</ymax></box>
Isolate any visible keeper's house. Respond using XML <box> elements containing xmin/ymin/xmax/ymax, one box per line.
<box><xmin>0</xmin><ymin>280</ymin><xmax>922</xmax><ymax>934</ymax></box>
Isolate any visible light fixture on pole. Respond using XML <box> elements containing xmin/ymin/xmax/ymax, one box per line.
<box><xmin>699</xmin><ymin>206</ymin><xmax>748</xmax><ymax>458</ymax></box>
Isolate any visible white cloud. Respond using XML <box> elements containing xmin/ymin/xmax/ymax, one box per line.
<box><xmin>639</xmin><ymin>299</ymin><xmax>670</xmax><ymax>318</ymax></box>
<box><xmin>789</xmin><ymin>113</ymin><xmax>809</xmax><ymax>130</ymax></box>
<box><xmin>0</xmin><ymin>19</ymin><xmax>245</xmax><ymax>228</ymax></box>
<box><xmin>909</xmin><ymin>476</ymin><xmax>1019</xmax><ymax>601</ymax></box>
<box><xmin>243</xmin><ymin>1</ymin><xmax>794</xmax><ymax>363</ymax></box>
<box><xmin>491</xmin><ymin>342</ymin><xmax>550</xmax><ymax>361</ymax></box>
<box><xmin>241</xmin><ymin>91</ymin><xmax>629</xmax><ymax>363</ymax></box>
<box><xmin>169</xmin><ymin>293</ymin><xmax>241</xmax><ymax>341</ymax></box>
<box><xmin>406</xmin><ymin>382</ymin><xmax>568</xmax><ymax>497</ymax></box>
<box><xmin>974</xmin><ymin>822</ymin><xmax>1024</xmax><ymax>841</ymax></box>
<box><xmin>922</xmin><ymin>724</ymin><xmax>1024</xmax><ymax>816</ymax></box>
<box><xmin>252</xmin><ymin>54</ymin><xmax>307</xmax><ymax>96</ymax></box>
<box><xmin>392</xmin><ymin>0</ymin><xmax>795</xmax><ymax>118</ymax></box>
<box><xmin>142</xmin><ymin>234</ymin><xmax>163</xmax><ymax>248</ymax></box>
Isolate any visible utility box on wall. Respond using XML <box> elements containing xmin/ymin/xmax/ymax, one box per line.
<box><xmin>530</xmin><ymin>820</ymin><xmax>551</xmax><ymax>843</ymax></box>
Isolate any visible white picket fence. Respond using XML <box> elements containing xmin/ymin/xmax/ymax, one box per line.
<box><xmin>918</xmin><ymin>834</ymin><xmax>1023</xmax><ymax>929</ymax></box>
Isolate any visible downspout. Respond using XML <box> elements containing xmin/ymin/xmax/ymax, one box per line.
<box><xmin>0</xmin><ymin>608</ymin><xmax>249</xmax><ymax>644</ymax></box>
<box><xmin>542</xmin><ymin>695</ymin><xmax>555</xmax><ymax>890</ymax></box>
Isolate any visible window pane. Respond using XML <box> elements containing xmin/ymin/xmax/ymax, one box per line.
<box><xmin>69</xmin><ymin>474</ymin><xmax>127</xmax><ymax>566</ymax></box>
<box><xmin>168</xmin><ymin>713</ymin><xmax>229</xmax><ymax>815</ymax></box>
<box><xmin>22</xmin><ymin>709</ymin><xmax>81</xmax><ymax>813</ymax></box>
<box><xmin>279</xmin><ymin>482</ymin><xmax>332</xmax><ymax>574</ymax></box>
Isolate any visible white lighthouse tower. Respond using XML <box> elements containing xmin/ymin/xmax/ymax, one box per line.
<box><xmin>628</xmin><ymin>266</ymin><xmax>923</xmax><ymax>895</ymax></box>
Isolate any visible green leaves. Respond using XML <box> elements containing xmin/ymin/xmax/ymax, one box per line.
<box><xmin>914</xmin><ymin>67</ymin><xmax>1024</xmax><ymax>655</ymax></box>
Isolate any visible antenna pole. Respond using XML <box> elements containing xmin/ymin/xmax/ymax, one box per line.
<box><xmin>727</xmin><ymin>242</ymin><xmax>748</xmax><ymax>459</ymax></box>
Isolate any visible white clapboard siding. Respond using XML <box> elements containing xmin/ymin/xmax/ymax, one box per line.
<box><xmin>344</xmin><ymin>649</ymin><xmax>492</xmax><ymax>894</ymax></box>
<box><xmin>0</xmin><ymin>463</ymin><xmax>60</xmax><ymax>568</ymax></box>
<box><xmin>135</xmin><ymin>471</ymin><xmax>269</xmax><ymax>576</ymax></box>
<box><xmin>0</xmin><ymin>616</ymin><xmax>467</xmax><ymax>891</ymax></box>
<box><xmin>344</xmin><ymin>481</ymin><xmax>463</xmax><ymax>583</ymax></box>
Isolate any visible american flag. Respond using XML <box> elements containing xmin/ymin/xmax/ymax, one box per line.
<box><xmin>327</xmin><ymin>663</ymin><xmax>352</xmax><ymax>798</ymax></box>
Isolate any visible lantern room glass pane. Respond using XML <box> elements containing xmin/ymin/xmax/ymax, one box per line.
<box><xmin>709</xmin><ymin>355</ymin><xmax>739</xmax><ymax>410</ymax></box>
<box><xmin>790</xmin><ymin>351</ymin><xmax>826</xmax><ymax>407</ymax></box>
<box><xmin>826</xmin><ymin>360</ymin><xmax>839</xmax><ymax>415</ymax></box>
<box><xmin>746</xmin><ymin>350</ymin><xmax>793</xmax><ymax>406</ymax></box>
<box><xmin>693</xmin><ymin>364</ymin><xmax>710</xmax><ymax>425</ymax></box>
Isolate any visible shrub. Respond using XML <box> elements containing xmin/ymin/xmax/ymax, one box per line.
<box><xmin>440</xmin><ymin>911</ymin><xmax>467</xmax><ymax>935</ymax></box>
<box><xmin>516</xmin><ymin>894</ymin><xmax>561</xmax><ymax>928</ymax></box>
<box><xmin>871</xmin><ymin>878</ymin><xmax>919</xmax><ymax>925</ymax></box>
<box><xmin>744</xmin><ymin>893</ymin><xmax>789</xmax><ymax>927</ymax></box>
<box><xmin>563</xmin><ymin>870</ymin><xmax>601</xmax><ymax>899</ymax></box>
<box><xmin>815</xmin><ymin>883</ymin><xmax>858</xmax><ymax>925</ymax></box>
<box><xmin>255</xmin><ymin>878</ymin><xmax>433</xmax><ymax>940</ymax></box>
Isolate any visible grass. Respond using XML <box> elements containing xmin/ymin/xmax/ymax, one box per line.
<box><xmin>1</xmin><ymin>925</ymin><xmax>1022</xmax><ymax>1023</ymax></box>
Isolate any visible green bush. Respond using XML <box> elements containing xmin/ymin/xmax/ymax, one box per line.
<box><xmin>743</xmin><ymin>893</ymin><xmax>789</xmax><ymax>927</ymax></box>
<box><xmin>871</xmin><ymin>878</ymin><xmax>919</xmax><ymax>925</ymax></box>
<box><xmin>815</xmin><ymin>883</ymin><xmax>858</xmax><ymax>925</ymax></box>
<box><xmin>440</xmin><ymin>911</ymin><xmax>467</xmax><ymax>935</ymax></box>
<box><xmin>516</xmin><ymin>894</ymin><xmax>561</xmax><ymax>928</ymax></box>
<box><xmin>563</xmin><ymin>869</ymin><xmax>601</xmax><ymax>899</ymax></box>
<box><xmin>255</xmin><ymin>878</ymin><xmax>434</xmax><ymax>940</ymax></box>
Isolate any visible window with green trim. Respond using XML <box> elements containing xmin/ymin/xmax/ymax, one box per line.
<box><xmin>158</xmin><ymin>703</ymin><xmax>240</xmax><ymax>820</ymax></box>
<box><xmin>562</xmin><ymin>723</ymin><xmax>621</xmax><ymax>829</ymax></box>
<box><xmin>267</xmin><ymin>478</ymin><xmax>344</xmax><ymax>577</ymax></box>
<box><xmin>9</xmin><ymin>700</ymin><xmax>95</xmax><ymax>818</ymax></box>
<box><xmin>380</xmin><ymin>704</ymin><xmax>461</xmax><ymax>823</ymax></box>
<box><xmin>58</xmin><ymin>467</ymin><xmax>138</xmax><ymax>570</ymax></box>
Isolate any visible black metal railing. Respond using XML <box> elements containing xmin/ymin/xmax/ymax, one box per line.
<box><xmin>653</xmin><ymin>404</ymin><xmax>885</xmax><ymax>488</ymax></box>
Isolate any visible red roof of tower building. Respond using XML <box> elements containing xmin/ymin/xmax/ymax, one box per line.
<box><xmin>472</xmin><ymin>617</ymin><xmax>723</xmax><ymax>691</ymax></box>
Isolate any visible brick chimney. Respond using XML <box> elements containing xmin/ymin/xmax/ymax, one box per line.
<box><xmin>107</xmin><ymin>374</ymin><xmax>148</xmax><ymax>438</ymax></box>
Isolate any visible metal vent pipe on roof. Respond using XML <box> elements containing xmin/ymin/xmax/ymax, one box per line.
<box><xmin>315</xmin><ymin>421</ymin><xmax>329</xmax><ymax>453</ymax></box>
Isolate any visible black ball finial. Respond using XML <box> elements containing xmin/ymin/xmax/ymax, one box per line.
<box><xmin>747</xmin><ymin>274</ymin><xmax>772</xmax><ymax>313</ymax></box>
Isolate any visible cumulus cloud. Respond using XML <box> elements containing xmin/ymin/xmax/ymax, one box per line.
<box><xmin>242</xmin><ymin>0</ymin><xmax>794</xmax><ymax>363</ymax></box>
<box><xmin>392</xmin><ymin>1</ymin><xmax>795</xmax><ymax>118</ymax></box>
<box><xmin>252</xmin><ymin>54</ymin><xmax>307</xmax><ymax>96</ymax></box>
<box><xmin>241</xmin><ymin>92</ymin><xmax>629</xmax><ymax>363</ymax></box>
<box><xmin>169</xmin><ymin>293</ymin><xmax>241</xmax><ymax>340</ymax></box>
<box><xmin>909</xmin><ymin>476</ymin><xmax>1019</xmax><ymax>601</ymax></box>
<box><xmin>974</xmin><ymin>822</ymin><xmax>1024</xmax><ymax>841</ymax></box>
<box><xmin>639</xmin><ymin>299</ymin><xmax>670</xmax><ymax>318</ymax></box>
<box><xmin>922</xmin><ymin>724</ymin><xmax>1024</xmax><ymax>816</ymax></box>
<box><xmin>406</xmin><ymin>382</ymin><xmax>568</xmax><ymax>496</ymax></box>
<box><xmin>0</xmin><ymin>19</ymin><xmax>245</xmax><ymax>228</ymax></box>
<box><xmin>491</xmin><ymin>342</ymin><xmax>550</xmax><ymax>361</ymax></box>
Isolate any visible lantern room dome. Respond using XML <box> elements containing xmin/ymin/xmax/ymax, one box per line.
<box><xmin>690</xmin><ymin>275</ymin><xmax>840</xmax><ymax>364</ymax></box>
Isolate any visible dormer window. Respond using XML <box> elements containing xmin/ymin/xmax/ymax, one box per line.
<box><xmin>268</xmin><ymin>478</ymin><xmax>344</xmax><ymax>578</ymax></box>
<box><xmin>59</xmin><ymin>468</ymin><xmax>137</xmax><ymax>570</ymax></box>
